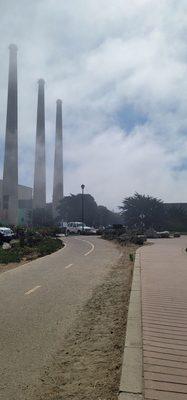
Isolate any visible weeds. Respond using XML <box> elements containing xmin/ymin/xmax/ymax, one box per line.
<box><xmin>129</xmin><ymin>253</ymin><xmax>134</xmax><ymax>262</ymax></box>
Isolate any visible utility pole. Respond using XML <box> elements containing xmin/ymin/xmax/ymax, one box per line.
<box><xmin>81</xmin><ymin>184</ymin><xmax>85</xmax><ymax>232</ymax></box>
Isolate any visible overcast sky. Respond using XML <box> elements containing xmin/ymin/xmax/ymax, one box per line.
<box><xmin>1</xmin><ymin>0</ymin><xmax>187</xmax><ymax>209</ymax></box>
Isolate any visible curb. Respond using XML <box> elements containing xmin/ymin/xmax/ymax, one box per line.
<box><xmin>118</xmin><ymin>249</ymin><xmax>143</xmax><ymax>400</ymax></box>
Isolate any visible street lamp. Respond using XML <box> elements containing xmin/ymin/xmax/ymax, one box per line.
<box><xmin>81</xmin><ymin>184</ymin><xmax>85</xmax><ymax>232</ymax></box>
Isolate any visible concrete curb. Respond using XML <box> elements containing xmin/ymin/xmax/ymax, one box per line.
<box><xmin>118</xmin><ymin>249</ymin><xmax>143</xmax><ymax>400</ymax></box>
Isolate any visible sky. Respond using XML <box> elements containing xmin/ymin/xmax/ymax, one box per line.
<box><xmin>1</xmin><ymin>0</ymin><xmax>187</xmax><ymax>210</ymax></box>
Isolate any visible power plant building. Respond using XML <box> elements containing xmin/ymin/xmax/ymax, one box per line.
<box><xmin>0</xmin><ymin>181</ymin><xmax>32</xmax><ymax>225</ymax></box>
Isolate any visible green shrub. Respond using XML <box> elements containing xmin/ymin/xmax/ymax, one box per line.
<box><xmin>0</xmin><ymin>248</ymin><xmax>21</xmax><ymax>264</ymax></box>
<box><xmin>37</xmin><ymin>238</ymin><xmax>63</xmax><ymax>257</ymax></box>
<box><xmin>0</xmin><ymin>237</ymin><xmax>63</xmax><ymax>264</ymax></box>
<box><xmin>37</xmin><ymin>227</ymin><xmax>61</xmax><ymax>237</ymax></box>
<box><xmin>25</xmin><ymin>231</ymin><xmax>43</xmax><ymax>247</ymax></box>
<box><xmin>19</xmin><ymin>236</ymin><xmax>25</xmax><ymax>247</ymax></box>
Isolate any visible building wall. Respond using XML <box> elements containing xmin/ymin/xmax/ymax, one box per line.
<box><xmin>165</xmin><ymin>203</ymin><xmax>187</xmax><ymax>212</ymax></box>
<box><xmin>18</xmin><ymin>184</ymin><xmax>32</xmax><ymax>201</ymax></box>
<box><xmin>0</xmin><ymin>179</ymin><xmax>32</xmax><ymax>225</ymax></box>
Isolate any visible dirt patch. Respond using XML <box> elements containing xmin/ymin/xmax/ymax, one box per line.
<box><xmin>33</xmin><ymin>244</ymin><xmax>137</xmax><ymax>400</ymax></box>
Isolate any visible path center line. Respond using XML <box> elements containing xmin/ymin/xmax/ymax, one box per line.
<box><xmin>74</xmin><ymin>238</ymin><xmax>95</xmax><ymax>256</ymax></box>
<box><xmin>65</xmin><ymin>263</ymin><xmax>74</xmax><ymax>269</ymax></box>
<box><xmin>25</xmin><ymin>285</ymin><xmax>41</xmax><ymax>295</ymax></box>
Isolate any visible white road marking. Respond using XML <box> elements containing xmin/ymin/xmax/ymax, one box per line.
<box><xmin>65</xmin><ymin>263</ymin><xmax>74</xmax><ymax>269</ymax></box>
<box><xmin>25</xmin><ymin>285</ymin><xmax>41</xmax><ymax>295</ymax></box>
<box><xmin>74</xmin><ymin>238</ymin><xmax>95</xmax><ymax>256</ymax></box>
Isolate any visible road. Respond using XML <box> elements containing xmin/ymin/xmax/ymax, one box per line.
<box><xmin>0</xmin><ymin>235</ymin><xmax>120</xmax><ymax>400</ymax></box>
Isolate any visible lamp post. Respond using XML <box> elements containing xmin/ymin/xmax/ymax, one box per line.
<box><xmin>81</xmin><ymin>184</ymin><xmax>85</xmax><ymax>232</ymax></box>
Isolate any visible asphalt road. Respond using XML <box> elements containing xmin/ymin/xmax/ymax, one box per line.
<box><xmin>0</xmin><ymin>235</ymin><xmax>120</xmax><ymax>400</ymax></box>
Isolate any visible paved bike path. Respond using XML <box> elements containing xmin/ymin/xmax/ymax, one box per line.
<box><xmin>0</xmin><ymin>236</ymin><xmax>120</xmax><ymax>400</ymax></box>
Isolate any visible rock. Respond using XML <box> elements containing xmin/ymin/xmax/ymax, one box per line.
<box><xmin>2</xmin><ymin>242</ymin><xmax>11</xmax><ymax>250</ymax></box>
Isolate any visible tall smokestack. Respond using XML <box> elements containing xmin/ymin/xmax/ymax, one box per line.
<box><xmin>33</xmin><ymin>79</ymin><xmax>46</xmax><ymax>209</ymax></box>
<box><xmin>2</xmin><ymin>44</ymin><xmax>18</xmax><ymax>225</ymax></box>
<box><xmin>52</xmin><ymin>99</ymin><xmax>64</xmax><ymax>218</ymax></box>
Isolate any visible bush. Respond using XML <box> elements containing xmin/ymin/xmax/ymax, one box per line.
<box><xmin>37</xmin><ymin>238</ymin><xmax>63</xmax><ymax>257</ymax></box>
<box><xmin>25</xmin><ymin>231</ymin><xmax>43</xmax><ymax>246</ymax></box>
<box><xmin>0</xmin><ymin>248</ymin><xmax>21</xmax><ymax>264</ymax></box>
<box><xmin>34</xmin><ymin>227</ymin><xmax>61</xmax><ymax>237</ymax></box>
<box><xmin>0</xmin><ymin>237</ymin><xmax>63</xmax><ymax>264</ymax></box>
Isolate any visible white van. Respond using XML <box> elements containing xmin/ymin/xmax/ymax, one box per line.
<box><xmin>67</xmin><ymin>222</ymin><xmax>96</xmax><ymax>235</ymax></box>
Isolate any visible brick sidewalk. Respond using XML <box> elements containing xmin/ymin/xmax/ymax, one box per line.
<box><xmin>140</xmin><ymin>237</ymin><xmax>187</xmax><ymax>400</ymax></box>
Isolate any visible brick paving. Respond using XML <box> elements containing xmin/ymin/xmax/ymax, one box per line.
<box><xmin>140</xmin><ymin>237</ymin><xmax>187</xmax><ymax>400</ymax></box>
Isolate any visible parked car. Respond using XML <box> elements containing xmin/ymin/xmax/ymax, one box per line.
<box><xmin>66</xmin><ymin>222</ymin><xmax>96</xmax><ymax>235</ymax></box>
<box><xmin>157</xmin><ymin>231</ymin><xmax>170</xmax><ymax>238</ymax></box>
<box><xmin>173</xmin><ymin>232</ymin><xmax>181</xmax><ymax>238</ymax></box>
<box><xmin>145</xmin><ymin>228</ymin><xmax>159</xmax><ymax>238</ymax></box>
<box><xmin>0</xmin><ymin>227</ymin><xmax>15</xmax><ymax>243</ymax></box>
<box><xmin>96</xmin><ymin>226</ymin><xmax>105</xmax><ymax>235</ymax></box>
<box><xmin>58</xmin><ymin>221</ymin><xmax>68</xmax><ymax>235</ymax></box>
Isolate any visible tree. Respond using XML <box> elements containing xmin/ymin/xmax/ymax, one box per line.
<box><xmin>166</xmin><ymin>205</ymin><xmax>187</xmax><ymax>232</ymax></box>
<box><xmin>97</xmin><ymin>205</ymin><xmax>122</xmax><ymax>226</ymax></box>
<box><xmin>57</xmin><ymin>193</ymin><xmax>122</xmax><ymax>227</ymax></box>
<box><xmin>120</xmin><ymin>192</ymin><xmax>166</xmax><ymax>231</ymax></box>
<box><xmin>32</xmin><ymin>207</ymin><xmax>54</xmax><ymax>227</ymax></box>
<box><xmin>57</xmin><ymin>194</ymin><xmax>98</xmax><ymax>226</ymax></box>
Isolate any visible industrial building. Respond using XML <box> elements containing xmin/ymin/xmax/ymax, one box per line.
<box><xmin>0</xmin><ymin>180</ymin><xmax>32</xmax><ymax>225</ymax></box>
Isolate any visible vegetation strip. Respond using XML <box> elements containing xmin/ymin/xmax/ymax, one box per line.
<box><xmin>0</xmin><ymin>232</ymin><xmax>63</xmax><ymax>269</ymax></box>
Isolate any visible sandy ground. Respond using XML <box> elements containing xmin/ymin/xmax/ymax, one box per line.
<box><xmin>30</xmin><ymin>243</ymin><xmax>137</xmax><ymax>400</ymax></box>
